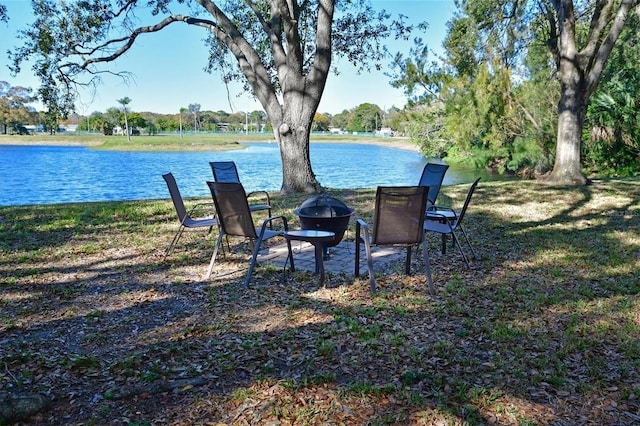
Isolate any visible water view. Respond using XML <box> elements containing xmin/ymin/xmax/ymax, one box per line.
<box><xmin>0</xmin><ymin>142</ymin><xmax>502</xmax><ymax>206</ymax></box>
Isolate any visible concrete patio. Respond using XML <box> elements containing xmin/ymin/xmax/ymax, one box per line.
<box><xmin>256</xmin><ymin>237</ymin><xmax>408</xmax><ymax>277</ymax></box>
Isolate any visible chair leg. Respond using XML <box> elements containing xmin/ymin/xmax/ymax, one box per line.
<box><xmin>355</xmin><ymin>221</ymin><xmax>376</xmax><ymax>293</ymax></box>
<box><xmin>285</xmin><ymin>238</ymin><xmax>295</xmax><ymax>272</ymax></box>
<box><xmin>405</xmin><ymin>246</ymin><xmax>412</xmax><ymax>275</ymax></box>
<box><xmin>206</xmin><ymin>232</ymin><xmax>225</xmax><ymax>278</ymax></box>
<box><xmin>363</xmin><ymin>235</ymin><xmax>375</xmax><ymax>293</ymax></box>
<box><xmin>458</xmin><ymin>225</ymin><xmax>477</xmax><ymax>259</ymax></box>
<box><xmin>164</xmin><ymin>225</ymin><xmax>185</xmax><ymax>260</ymax></box>
<box><xmin>420</xmin><ymin>238</ymin><xmax>435</xmax><ymax>295</ymax></box>
<box><xmin>355</xmin><ymin>223</ymin><xmax>362</xmax><ymax>277</ymax></box>
<box><xmin>244</xmin><ymin>236</ymin><xmax>263</xmax><ymax>287</ymax></box>
<box><xmin>451</xmin><ymin>231</ymin><xmax>471</xmax><ymax>268</ymax></box>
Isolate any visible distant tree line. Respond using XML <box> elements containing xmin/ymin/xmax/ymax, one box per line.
<box><xmin>1</xmin><ymin>82</ymin><xmax>406</xmax><ymax>136</ymax></box>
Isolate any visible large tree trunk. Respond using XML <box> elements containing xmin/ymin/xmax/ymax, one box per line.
<box><xmin>547</xmin><ymin>86</ymin><xmax>588</xmax><ymax>185</ymax></box>
<box><xmin>277</xmin><ymin>122</ymin><xmax>321</xmax><ymax>194</ymax></box>
<box><xmin>546</xmin><ymin>0</ymin><xmax>587</xmax><ymax>185</ymax></box>
<box><xmin>269</xmin><ymin>87</ymin><xmax>323</xmax><ymax>194</ymax></box>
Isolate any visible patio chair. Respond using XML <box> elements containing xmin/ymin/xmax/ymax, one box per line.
<box><xmin>418</xmin><ymin>162</ymin><xmax>449</xmax><ymax>208</ymax></box>
<box><xmin>162</xmin><ymin>172</ymin><xmax>218</xmax><ymax>260</ymax></box>
<box><xmin>355</xmin><ymin>186</ymin><xmax>435</xmax><ymax>295</ymax></box>
<box><xmin>423</xmin><ymin>177</ymin><xmax>480</xmax><ymax>268</ymax></box>
<box><xmin>209</xmin><ymin>161</ymin><xmax>272</xmax><ymax>219</ymax></box>
<box><xmin>206</xmin><ymin>181</ymin><xmax>294</xmax><ymax>286</ymax></box>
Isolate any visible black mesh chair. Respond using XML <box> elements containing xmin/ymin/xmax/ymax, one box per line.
<box><xmin>209</xmin><ymin>161</ymin><xmax>272</xmax><ymax>219</ymax></box>
<box><xmin>206</xmin><ymin>181</ymin><xmax>294</xmax><ymax>286</ymax></box>
<box><xmin>355</xmin><ymin>186</ymin><xmax>435</xmax><ymax>295</ymax></box>
<box><xmin>418</xmin><ymin>162</ymin><xmax>449</xmax><ymax>209</ymax></box>
<box><xmin>424</xmin><ymin>178</ymin><xmax>480</xmax><ymax>267</ymax></box>
<box><xmin>162</xmin><ymin>172</ymin><xmax>218</xmax><ymax>260</ymax></box>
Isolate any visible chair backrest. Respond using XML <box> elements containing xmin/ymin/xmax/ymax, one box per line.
<box><xmin>418</xmin><ymin>162</ymin><xmax>449</xmax><ymax>205</ymax></box>
<box><xmin>163</xmin><ymin>172</ymin><xmax>189</xmax><ymax>222</ymax></box>
<box><xmin>207</xmin><ymin>181</ymin><xmax>257</xmax><ymax>239</ymax></box>
<box><xmin>210</xmin><ymin>161</ymin><xmax>241</xmax><ymax>183</ymax></box>
<box><xmin>371</xmin><ymin>186</ymin><xmax>429</xmax><ymax>245</ymax></box>
<box><xmin>453</xmin><ymin>177</ymin><xmax>481</xmax><ymax>227</ymax></box>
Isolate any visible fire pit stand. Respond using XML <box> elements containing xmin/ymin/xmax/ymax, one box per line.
<box><xmin>293</xmin><ymin>194</ymin><xmax>355</xmax><ymax>258</ymax></box>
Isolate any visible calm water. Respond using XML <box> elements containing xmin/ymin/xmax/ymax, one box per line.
<box><xmin>0</xmin><ymin>143</ymin><xmax>501</xmax><ymax>206</ymax></box>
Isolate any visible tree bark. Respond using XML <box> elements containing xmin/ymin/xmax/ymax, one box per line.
<box><xmin>546</xmin><ymin>0</ymin><xmax>639</xmax><ymax>185</ymax></box>
<box><xmin>267</xmin><ymin>73</ymin><xmax>322</xmax><ymax>193</ymax></box>
<box><xmin>278</xmin><ymin>124</ymin><xmax>321</xmax><ymax>193</ymax></box>
<box><xmin>257</xmin><ymin>0</ymin><xmax>332</xmax><ymax>193</ymax></box>
<box><xmin>548</xmin><ymin>91</ymin><xmax>588</xmax><ymax>185</ymax></box>
<box><xmin>546</xmin><ymin>0</ymin><xmax>587</xmax><ymax>185</ymax></box>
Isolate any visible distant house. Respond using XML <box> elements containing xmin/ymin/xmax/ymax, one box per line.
<box><xmin>60</xmin><ymin>124</ymin><xmax>78</xmax><ymax>132</ymax></box>
<box><xmin>377</xmin><ymin>127</ymin><xmax>394</xmax><ymax>137</ymax></box>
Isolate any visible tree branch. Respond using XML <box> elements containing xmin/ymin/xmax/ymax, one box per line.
<box><xmin>68</xmin><ymin>15</ymin><xmax>198</xmax><ymax>69</ymax></box>
<box><xmin>584</xmin><ymin>0</ymin><xmax>640</xmax><ymax>95</ymax></box>
<box><xmin>308</xmin><ymin>0</ymin><xmax>333</xmax><ymax>89</ymax></box>
<box><xmin>196</xmin><ymin>0</ymin><xmax>280</xmax><ymax>112</ymax></box>
<box><xmin>581</xmin><ymin>0</ymin><xmax>616</xmax><ymax>61</ymax></box>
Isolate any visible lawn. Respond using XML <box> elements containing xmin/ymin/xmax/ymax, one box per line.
<box><xmin>1</xmin><ymin>179</ymin><xmax>639</xmax><ymax>425</ymax></box>
<box><xmin>0</xmin><ymin>132</ymin><xmax>411</xmax><ymax>152</ymax></box>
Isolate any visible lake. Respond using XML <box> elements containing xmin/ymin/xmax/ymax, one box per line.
<box><xmin>0</xmin><ymin>142</ymin><xmax>504</xmax><ymax>206</ymax></box>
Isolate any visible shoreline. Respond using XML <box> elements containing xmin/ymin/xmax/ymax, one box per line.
<box><xmin>313</xmin><ymin>137</ymin><xmax>420</xmax><ymax>152</ymax></box>
<box><xmin>0</xmin><ymin>135</ymin><xmax>421</xmax><ymax>153</ymax></box>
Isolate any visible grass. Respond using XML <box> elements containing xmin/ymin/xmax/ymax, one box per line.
<box><xmin>0</xmin><ymin>178</ymin><xmax>639</xmax><ymax>425</ymax></box>
<box><xmin>0</xmin><ymin>131</ymin><xmax>406</xmax><ymax>151</ymax></box>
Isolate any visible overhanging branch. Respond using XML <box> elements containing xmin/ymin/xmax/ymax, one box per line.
<box><xmin>70</xmin><ymin>15</ymin><xmax>217</xmax><ymax>69</ymax></box>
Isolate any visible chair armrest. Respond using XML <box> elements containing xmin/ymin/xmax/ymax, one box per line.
<box><xmin>260</xmin><ymin>215</ymin><xmax>288</xmax><ymax>233</ymax></box>
<box><xmin>356</xmin><ymin>218</ymin><xmax>369</xmax><ymax>241</ymax></box>
<box><xmin>426</xmin><ymin>209</ymin><xmax>459</xmax><ymax>229</ymax></box>
<box><xmin>247</xmin><ymin>190</ymin><xmax>271</xmax><ymax>206</ymax></box>
<box><xmin>431</xmin><ymin>204</ymin><xmax>455</xmax><ymax>212</ymax></box>
<box><xmin>425</xmin><ymin>210</ymin><xmax>456</xmax><ymax>221</ymax></box>
<box><xmin>188</xmin><ymin>201</ymin><xmax>217</xmax><ymax>217</ymax></box>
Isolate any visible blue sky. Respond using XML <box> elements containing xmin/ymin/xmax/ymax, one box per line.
<box><xmin>0</xmin><ymin>0</ymin><xmax>455</xmax><ymax>115</ymax></box>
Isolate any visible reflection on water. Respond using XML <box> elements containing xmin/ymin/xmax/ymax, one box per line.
<box><xmin>0</xmin><ymin>142</ymin><xmax>511</xmax><ymax>206</ymax></box>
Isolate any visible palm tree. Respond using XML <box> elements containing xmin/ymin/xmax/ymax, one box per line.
<box><xmin>117</xmin><ymin>97</ymin><xmax>132</xmax><ymax>141</ymax></box>
<box><xmin>179</xmin><ymin>107</ymin><xmax>187</xmax><ymax>139</ymax></box>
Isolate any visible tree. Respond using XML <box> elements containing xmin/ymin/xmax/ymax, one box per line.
<box><xmin>388</xmin><ymin>22</ymin><xmax>528</xmax><ymax>169</ymax></box>
<box><xmin>330</xmin><ymin>109</ymin><xmax>350</xmax><ymax>131</ymax></box>
<box><xmin>10</xmin><ymin>0</ymin><xmax>422</xmax><ymax>193</ymax></box>
<box><xmin>178</xmin><ymin>107</ymin><xmax>187</xmax><ymax>137</ymax></box>
<box><xmin>248</xmin><ymin>110</ymin><xmax>266</xmax><ymax>132</ymax></box>
<box><xmin>127</xmin><ymin>112</ymin><xmax>148</xmax><ymax>134</ymax></box>
<box><xmin>0</xmin><ymin>81</ymin><xmax>37</xmax><ymax>134</ymax></box>
<box><xmin>117</xmin><ymin>97</ymin><xmax>132</xmax><ymax>141</ymax></box>
<box><xmin>388</xmin><ymin>38</ymin><xmax>448</xmax><ymax>106</ymax></box>
<box><xmin>188</xmin><ymin>103</ymin><xmax>200</xmax><ymax>132</ymax></box>
<box><xmin>347</xmin><ymin>103</ymin><xmax>383</xmax><ymax>133</ymax></box>
<box><xmin>460</xmin><ymin>0</ymin><xmax>640</xmax><ymax>185</ymax></box>
<box><xmin>582</xmin><ymin>12</ymin><xmax>640</xmax><ymax>177</ymax></box>
<box><xmin>103</xmin><ymin>107</ymin><xmax>122</xmax><ymax>135</ymax></box>
<box><xmin>313</xmin><ymin>112</ymin><xmax>330</xmax><ymax>132</ymax></box>
<box><xmin>390</xmin><ymin>1</ymin><xmax>640</xmax><ymax>184</ymax></box>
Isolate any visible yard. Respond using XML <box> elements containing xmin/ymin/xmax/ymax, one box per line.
<box><xmin>1</xmin><ymin>179</ymin><xmax>639</xmax><ymax>425</ymax></box>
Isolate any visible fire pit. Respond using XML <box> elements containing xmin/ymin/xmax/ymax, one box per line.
<box><xmin>294</xmin><ymin>194</ymin><xmax>355</xmax><ymax>255</ymax></box>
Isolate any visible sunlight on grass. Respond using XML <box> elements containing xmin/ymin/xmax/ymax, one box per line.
<box><xmin>1</xmin><ymin>179</ymin><xmax>639</xmax><ymax>424</ymax></box>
